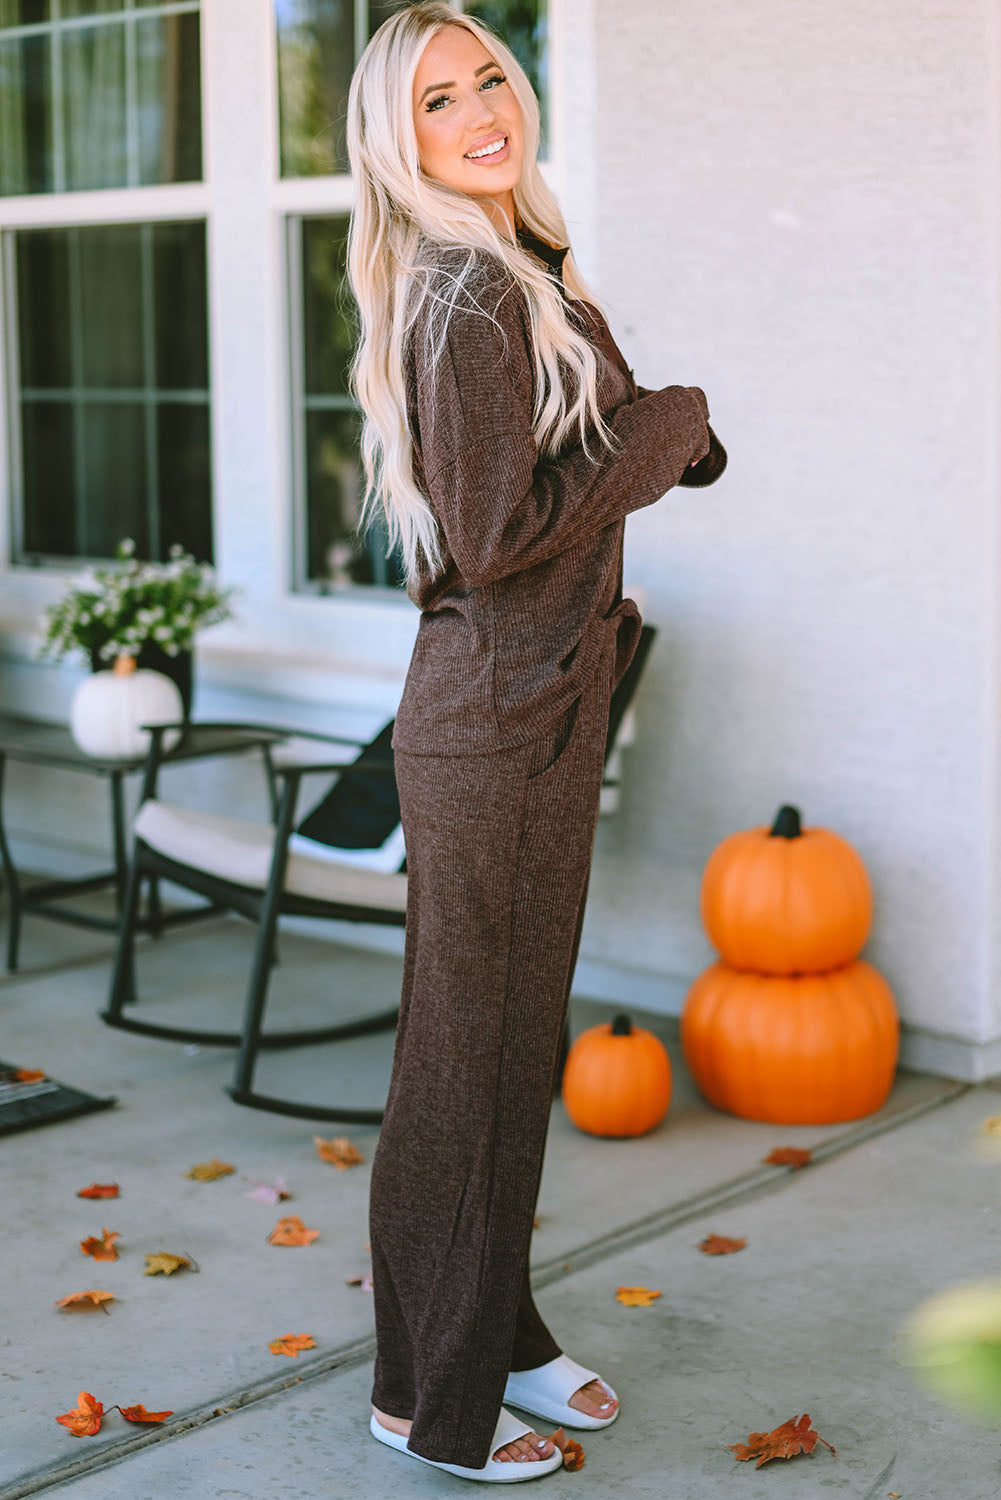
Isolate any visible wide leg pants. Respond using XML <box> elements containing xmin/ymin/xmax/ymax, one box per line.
<box><xmin>368</xmin><ymin>624</ymin><xmax>621</xmax><ymax>1470</ymax></box>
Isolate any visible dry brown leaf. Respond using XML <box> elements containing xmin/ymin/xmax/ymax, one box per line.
<box><xmin>269</xmin><ymin>1332</ymin><xmax>316</xmax><ymax>1357</ymax></box>
<box><xmin>698</xmin><ymin>1233</ymin><xmax>747</xmax><ymax>1255</ymax></box>
<box><xmin>764</xmin><ymin>1146</ymin><xmax>812</xmax><ymax>1169</ymax></box>
<box><xmin>269</xmin><ymin>1214</ymin><xmax>320</xmax><ymax>1246</ymax></box>
<box><xmin>561</xmin><ymin>1437</ymin><xmax>585</xmax><ymax>1470</ymax></box>
<box><xmin>14</xmin><ymin>1067</ymin><xmax>46</xmax><ymax>1082</ymax></box>
<box><xmin>314</xmin><ymin>1135</ymin><xmax>364</xmax><ymax>1169</ymax></box>
<box><xmin>116</xmin><ymin>1402</ymin><xmax>174</xmax><ymax>1423</ymax></box>
<box><xmin>54</xmin><ymin>1289</ymin><xmax>115</xmax><ymax>1313</ymax></box>
<box><xmin>80</xmin><ymin>1228</ymin><xmax>120</xmax><ymax>1261</ymax></box>
<box><xmin>727</xmin><ymin>1412</ymin><xmax>836</xmax><ymax>1467</ymax></box>
<box><xmin>346</xmin><ymin>1271</ymin><xmax>374</xmax><ymax>1291</ymax></box>
<box><xmin>615</xmin><ymin>1285</ymin><xmax>661</xmax><ymax>1306</ymax></box>
<box><xmin>55</xmin><ymin>1391</ymin><xmax>103</xmax><ymax>1436</ymax></box>
<box><xmin>77</xmin><ymin>1182</ymin><xmax>120</xmax><ymax>1199</ymax></box>
<box><xmin>184</xmin><ymin>1159</ymin><xmax>235</xmax><ymax>1181</ymax></box>
<box><xmin>144</xmin><ymin>1252</ymin><xmax>196</xmax><ymax>1276</ymax></box>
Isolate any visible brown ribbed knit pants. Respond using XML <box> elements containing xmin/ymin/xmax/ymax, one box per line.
<box><xmin>368</xmin><ymin>626</ymin><xmax>620</xmax><ymax>1469</ymax></box>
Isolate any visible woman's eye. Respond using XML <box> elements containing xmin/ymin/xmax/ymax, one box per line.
<box><xmin>425</xmin><ymin>74</ymin><xmax>505</xmax><ymax>112</ymax></box>
<box><xmin>482</xmin><ymin>73</ymin><xmax>505</xmax><ymax>90</ymax></box>
<box><xmin>426</xmin><ymin>94</ymin><xmax>449</xmax><ymax>112</ymax></box>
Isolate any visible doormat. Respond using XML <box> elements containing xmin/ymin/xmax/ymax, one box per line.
<box><xmin>0</xmin><ymin>1062</ymin><xmax>117</xmax><ymax>1137</ymax></box>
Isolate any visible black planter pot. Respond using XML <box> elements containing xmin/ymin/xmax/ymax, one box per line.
<box><xmin>88</xmin><ymin>643</ymin><xmax>194</xmax><ymax>722</ymax></box>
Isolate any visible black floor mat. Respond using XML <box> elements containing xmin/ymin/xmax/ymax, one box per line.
<box><xmin>0</xmin><ymin>1061</ymin><xmax>117</xmax><ymax>1137</ymax></box>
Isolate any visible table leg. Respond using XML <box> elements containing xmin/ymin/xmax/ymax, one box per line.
<box><xmin>0</xmin><ymin>753</ymin><xmax>23</xmax><ymax>972</ymax></box>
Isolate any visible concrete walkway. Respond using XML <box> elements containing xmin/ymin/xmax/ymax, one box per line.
<box><xmin>2</xmin><ymin>905</ymin><xmax>1000</xmax><ymax>1497</ymax></box>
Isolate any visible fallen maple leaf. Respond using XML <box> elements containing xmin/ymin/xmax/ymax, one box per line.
<box><xmin>116</xmin><ymin>1403</ymin><xmax>174</xmax><ymax>1423</ymax></box>
<box><xmin>615</xmin><ymin>1285</ymin><xmax>661</xmax><ymax>1306</ymax></box>
<box><xmin>314</xmin><ymin>1135</ymin><xmax>364</xmax><ymax>1169</ymax></box>
<box><xmin>346</xmin><ymin>1271</ymin><xmax>374</xmax><ymax>1291</ymax></box>
<box><xmin>764</xmin><ymin>1146</ymin><xmax>812</xmax><ymax>1169</ymax></box>
<box><xmin>54</xmin><ymin>1290</ymin><xmax>115</xmax><ymax>1313</ymax></box>
<box><xmin>144</xmin><ymin>1252</ymin><xmax>197</xmax><ymax>1276</ymax></box>
<box><xmin>698</xmin><ymin>1233</ymin><xmax>747</xmax><ymax>1255</ymax></box>
<box><xmin>981</xmin><ymin>1115</ymin><xmax>1001</xmax><ymax>1137</ymax></box>
<box><xmin>727</xmin><ymin>1412</ymin><xmax>836</xmax><ymax>1467</ymax></box>
<box><xmin>55</xmin><ymin>1391</ymin><xmax>104</xmax><ymax>1437</ymax></box>
<box><xmin>14</xmin><ymin>1067</ymin><xmax>45</xmax><ymax>1082</ymax></box>
<box><xmin>268</xmin><ymin>1214</ymin><xmax>319</xmax><ymax>1246</ymax></box>
<box><xmin>77</xmin><ymin>1182</ymin><xmax>120</xmax><ymax>1199</ymax></box>
<box><xmin>184</xmin><ymin>1158</ymin><xmax>235</xmax><ymax>1181</ymax></box>
<box><xmin>80</xmin><ymin>1228</ymin><xmax>120</xmax><ymax>1261</ymax></box>
<box><xmin>269</xmin><ymin>1332</ymin><xmax>316</xmax><ymax>1357</ymax></box>
<box><xmin>243</xmin><ymin>1174</ymin><xmax>291</xmax><ymax>1204</ymax></box>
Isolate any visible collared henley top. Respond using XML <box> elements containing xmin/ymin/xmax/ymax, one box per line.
<box><xmin>390</xmin><ymin>229</ymin><xmax>713</xmax><ymax>756</ymax></box>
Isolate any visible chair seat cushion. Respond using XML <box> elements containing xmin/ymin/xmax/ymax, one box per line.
<box><xmin>134</xmin><ymin>800</ymin><xmax>407</xmax><ymax>913</ymax></box>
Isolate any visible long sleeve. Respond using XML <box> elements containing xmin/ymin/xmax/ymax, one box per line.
<box><xmin>634</xmin><ymin>380</ymin><xmax>727</xmax><ymax>488</ymax></box>
<box><xmin>411</xmin><ymin>260</ymin><xmax>711</xmax><ymax>588</ymax></box>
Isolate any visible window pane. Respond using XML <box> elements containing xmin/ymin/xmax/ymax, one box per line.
<box><xmin>0</xmin><ymin>2</ymin><xmax>201</xmax><ymax>195</ymax></box>
<box><xmin>62</xmin><ymin>19</ymin><xmax>127</xmax><ymax>190</ymax></box>
<box><xmin>302</xmin><ymin>215</ymin><xmax>353</xmax><ymax>396</ymax></box>
<box><xmin>0</xmin><ymin>3</ymin><xmax>50</xmax><ymax>23</ymax></box>
<box><xmin>0</xmin><ymin>32</ymin><xmax>52</xmax><ymax>193</ymax></box>
<box><xmin>135</xmin><ymin>12</ymin><xmax>201</xmax><ymax>184</ymax></box>
<box><xmin>276</xmin><ymin>0</ymin><xmax>353</xmax><ymax>178</ymax></box>
<box><xmin>13</xmin><ymin>220</ymin><xmax>212</xmax><ymax>565</ymax></box>
<box><xmin>296</xmin><ymin>213</ymin><xmax>404</xmax><ymax>590</ymax></box>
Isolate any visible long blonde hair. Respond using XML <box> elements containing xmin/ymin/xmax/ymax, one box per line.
<box><xmin>346</xmin><ymin>1</ymin><xmax>616</xmax><ymax>589</ymax></box>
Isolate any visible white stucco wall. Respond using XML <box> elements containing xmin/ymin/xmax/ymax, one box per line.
<box><xmin>572</xmin><ymin>0</ymin><xmax>1001</xmax><ymax>1071</ymax></box>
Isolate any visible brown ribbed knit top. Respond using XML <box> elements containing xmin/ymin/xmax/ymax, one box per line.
<box><xmin>390</xmin><ymin>229</ymin><xmax>713</xmax><ymax>755</ymax></box>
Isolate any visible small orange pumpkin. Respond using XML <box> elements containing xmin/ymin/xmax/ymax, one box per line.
<box><xmin>680</xmin><ymin>959</ymin><xmax>899</xmax><ymax>1124</ymax></box>
<box><xmin>700</xmin><ymin>804</ymin><xmax>873</xmax><ymax>974</ymax></box>
<box><xmin>562</xmin><ymin>1013</ymin><xmax>672</xmax><ymax>1137</ymax></box>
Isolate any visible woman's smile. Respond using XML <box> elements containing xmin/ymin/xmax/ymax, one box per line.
<box><xmin>464</xmin><ymin>133</ymin><xmax>509</xmax><ymax>163</ymax></box>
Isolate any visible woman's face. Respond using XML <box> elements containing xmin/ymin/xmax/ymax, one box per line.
<box><xmin>411</xmin><ymin>24</ymin><xmax>524</xmax><ymax>234</ymax></box>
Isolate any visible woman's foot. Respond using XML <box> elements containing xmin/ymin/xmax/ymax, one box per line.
<box><xmin>371</xmin><ymin>1405</ymin><xmax>558</xmax><ymax>1464</ymax></box>
<box><xmin>566</xmin><ymin>1377</ymin><xmax>618</xmax><ymax>1420</ymax></box>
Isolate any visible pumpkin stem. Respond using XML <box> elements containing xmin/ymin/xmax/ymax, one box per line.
<box><xmin>610</xmin><ymin>1014</ymin><xmax>633</xmax><ymax>1036</ymax></box>
<box><xmin>770</xmin><ymin>804</ymin><xmax>802</xmax><ymax>839</ymax></box>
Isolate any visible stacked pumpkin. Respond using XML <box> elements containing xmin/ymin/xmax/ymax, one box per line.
<box><xmin>681</xmin><ymin>804</ymin><xmax>899</xmax><ymax>1125</ymax></box>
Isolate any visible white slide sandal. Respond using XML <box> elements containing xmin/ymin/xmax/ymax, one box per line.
<box><xmin>369</xmin><ymin>1404</ymin><xmax>564</xmax><ymax>1483</ymax></box>
<box><xmin>504</xmin><ymin>1353</ymin><xmax>620</xmax><ymax>1429</ymax></box>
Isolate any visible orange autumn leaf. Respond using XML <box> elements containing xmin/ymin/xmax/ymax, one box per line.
<box><xmin>268</xmin><ymin>1214</ymin><xmax>320</xmax><ymax>1246</ymax></box>
<box><xmin>77</xmin><ymin>1182</ymin><xmax>120</xmax><ymax>1199</ymax></box>
<box><xmin>55</xmin><ymin>1391</ymin><xmax>104</xmax><ymax>1437</ymax></box>
<box><xmin>184</xmin><ymin>1158</ymin><xmax>235</xmax><ymax>1181</ymax></box>
<box><xmin>269</xmin><ymin>1332</ymin><xmax>316</xmax><ymax>1358</ymax></box>
<box><xmin>764</xmin><ymin>1146</ymin><xmax>812</xmax><ymax>1169</ymax></box>
<box><xmin>727</xmin><ymin>1412</ymin><xmax>836</xmax><ymax>1467</ymax></box>
<box><xmin>615</xmin><ymin>1285</ymin><xmax>661</xmax><ymax>1306</ymax></box>
<box><xmin>80</xmin><ymin>1228</ymin><xmax>120</xmax><ymax>1261</ymax></box>
<box><xmin>549</xmin><ymin>1427</ymin><xmax>585</xmax><ymax>1469</ymax></box>
<box><xmin>346</xmin><ymin>1271</ymin><xmax>374</xmax><ymax>1291</ymax></box>
<box><xmin>144</xmin><ymin>1252</ymin><xmax>196</xmax><ymax>1276</ymax></box>
<box><xmin>117</xmin><ymin>1402</ymin><xmax>174</xmax><ymax>1424</ymax></box>
<box><xmin>54</xmin><ymin>1289</ymin><xmax>115</xmax><ymax>1313</ymax></box>
<box><xmin>15</xmin><ymin>1067</ymin><xmax>46</xmax><ymax>1082</ymax></box>
<box><xmin>314</xmin><ymin>1135</ymin><xmax>364</xmax><ymax>1169</ymax></box>
<box><xmin>698</xmin><ymin>1233</ymin><xmax>747</xmax><ymax>1255</ymax></box>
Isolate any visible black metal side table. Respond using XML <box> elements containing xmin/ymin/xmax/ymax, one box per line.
<box><xmin>0</xmin><ymin>715</ymin><xmax>282</xmax><ymax>972</ymax></box>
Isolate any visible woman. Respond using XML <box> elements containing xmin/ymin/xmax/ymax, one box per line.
<box><xmin>345</xmin><ymin>2</ymin><xmax>725</xmax><ymax>1483</ymax></box>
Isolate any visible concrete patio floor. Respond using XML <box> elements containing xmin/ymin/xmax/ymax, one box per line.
<box><xmin>2</xmin><ymin>897</ymin><xmax>1001</xmax><ymax>1498</ymax></box>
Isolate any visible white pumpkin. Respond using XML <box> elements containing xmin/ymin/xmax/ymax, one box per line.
<box><xmin>71</xmin><ymin>654</ymin><xmax>184</xmax><ymax>759</ymax></box>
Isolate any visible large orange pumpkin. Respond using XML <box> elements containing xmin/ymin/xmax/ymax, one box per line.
<box><xmin>562</xmin><ymin>1014</ymin><xmax>672</xmax><ymax>1137</ymax></box>
<box><xmin>700</xmin><ymin>804</ymin><xmax>873</xmax><ymax>974</ymax></box>
<box><xmin>680</xmin><ymin>959</ymin><xmax>898</xmax><ymax>1123</ymax></box>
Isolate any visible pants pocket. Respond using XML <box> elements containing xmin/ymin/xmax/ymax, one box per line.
<box><xmin>524</xmin><ymin>694</ymin><xmax>583</xmax><ymax>784</ymax></box>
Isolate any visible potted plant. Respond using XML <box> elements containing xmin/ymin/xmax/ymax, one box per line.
<box><xmin>36</xmin><ymin>538</ymin><xmax>238</xmax><ymax>721</ymax></box>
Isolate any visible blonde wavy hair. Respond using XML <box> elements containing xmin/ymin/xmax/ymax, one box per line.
<box><xmin>346</xmin><ymin>0</ymin><xmax>617</xmax><ymax>590</ymax></box>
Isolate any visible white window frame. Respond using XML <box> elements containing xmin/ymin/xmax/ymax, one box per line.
<box><xmin>0</xmin><ymin>0</ymin><xmax>574</xmax><ymax>719</ymax></box>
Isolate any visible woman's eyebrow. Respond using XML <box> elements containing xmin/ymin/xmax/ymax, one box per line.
<box><xmin>418</xmin><ymin>60</ymin><xmax>498</xmax><ymax>103</ymax></box>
